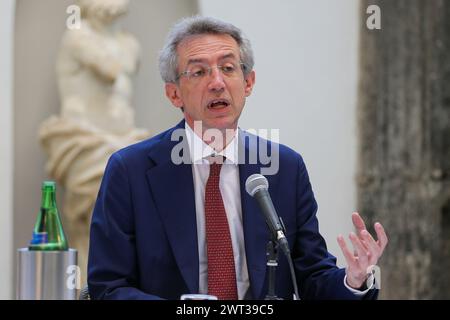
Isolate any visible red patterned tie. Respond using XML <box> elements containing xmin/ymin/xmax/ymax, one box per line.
<box><xmin>204</xmin><ymin>160</ymin><xmax>238</xmax><ymax>300</ymax></box>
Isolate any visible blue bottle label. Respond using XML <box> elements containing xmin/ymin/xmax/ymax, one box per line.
<box><xmin>30</xmin><ymin>232</ymin><xmax>48</xmax><ymax>245</ymax></box>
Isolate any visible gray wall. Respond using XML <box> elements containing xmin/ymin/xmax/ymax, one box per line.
<box><xmin>13</xmin><ymin>0</ymin><xmax>197</xmax><ymax>264</ymax></box>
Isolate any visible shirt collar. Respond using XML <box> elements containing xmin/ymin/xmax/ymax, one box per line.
<box><xmin>185</xmin><ymin>122</ymin><xmax>239</xmax><ymax>165</ymax></box>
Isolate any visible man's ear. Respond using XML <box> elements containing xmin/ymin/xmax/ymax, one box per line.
<box><xmin>244</xmin><ymin>70</ymin><xmax>256</xmax><ymax>97</ymax></box>
<box><xmin>165</xmin><ymin>82</ymin><xmax>184</xmax><ymax>109</ymax></box>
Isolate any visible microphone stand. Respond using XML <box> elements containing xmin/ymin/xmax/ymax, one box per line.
<box><xmin>264</xmin><ymin>216</ymin><xmax>299</xmax><ymax>300</ymax></box>
<box><xmin>264</xmin><ymin>239</ymin><xmax>283</xmax><ymax>300</ymax></box>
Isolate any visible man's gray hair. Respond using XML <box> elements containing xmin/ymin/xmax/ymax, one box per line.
<box><xmin>158</xmin><ymin>15</ymin><xmax>255</xmax><ymax>83</ymax></box>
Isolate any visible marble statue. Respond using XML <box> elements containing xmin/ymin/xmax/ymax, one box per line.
<box><xmin>39</xmin><ymin>0</ymin><xmax>149</xmax><ymax>285</ymax></box>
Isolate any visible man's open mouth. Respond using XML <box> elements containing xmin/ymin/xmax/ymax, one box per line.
<box><xmin>207</xmin><ymin>99</ymin><xmax>230</xmax><ymax>109</ymax></box>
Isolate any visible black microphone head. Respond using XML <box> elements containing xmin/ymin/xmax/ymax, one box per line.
<box><xmin>245</xmin><ymin>174</ymin><xmax>269</xmax><ymax>196</ymax></box>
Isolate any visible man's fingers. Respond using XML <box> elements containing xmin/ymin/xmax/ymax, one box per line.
<box><xmin>352</xmin><ymin>212</ymin><xmax>367</xmax><ymax>236</ymax></box>
<box><xmin>354</xmin><ymin>238</ymin><xmax>369</xmax><ymax>255</ymax></box>
<box><xmin>359</xmin><ymin>238</ymin><xmax>369</xmax><ymax>251</ymax></box>
<box><xmin>349</xmin><ymin>232</ymin><xmax>369</xmax><ymax>268</ymax></box>
<box><xmin>341</xmin><ymin>213</ymin><xmax>387</xmax><ymax>275</ymax></box>
<box><xmin>361</xmin><ymin>230</ymin><xmax>380</xmax><ymax>265</ymax></box>
<box><xmin>375</xmin><ymin>222</ymin><xmax>388</xmax><ymax>251</ymax></box>
<box><xmin>337</xmin><ymin>235</ymin><xmax>357</xmax><ymax>269</ymax></box>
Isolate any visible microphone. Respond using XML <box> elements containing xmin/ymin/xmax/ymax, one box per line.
<box><xmin>245</xmin><ymin>174</ymin><xmax>290</xmax><ymax>256</ymax></box>
<box><xmin>245</xmin><ymin>173</ymin><xmax>300</xmax><ymax>300</ymax></box>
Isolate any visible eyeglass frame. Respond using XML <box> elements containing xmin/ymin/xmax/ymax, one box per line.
<box><xmin>174</xmin><ymin>61</ymin><xmax>247</xmax><ymax>83</ymax></box>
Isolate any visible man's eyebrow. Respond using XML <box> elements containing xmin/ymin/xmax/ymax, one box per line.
<box><xmin>185</xmin><ymin>53</ymin><xmax>238</xmax><ymax>66</ymax></box>
<box><xmin>219</xmin><ymin>53</ymin><xmax>237</xmax><ymax>61</ymax></box>
<box><xmin>186</xmin><ymin>58</ymin><xmax>206</xmax><ymax>65</ymax></box>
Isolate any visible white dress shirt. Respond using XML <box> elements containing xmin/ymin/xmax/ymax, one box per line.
<box><xmin>185</xmin><ymin>123</ymin><xmax>250</xmax><ymax>300</ymax></box>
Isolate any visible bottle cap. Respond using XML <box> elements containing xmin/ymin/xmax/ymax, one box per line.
<box><xmin>42</xmin><ymin>181</ymin><xmax>56</xmax><ymax>190</ymax></box>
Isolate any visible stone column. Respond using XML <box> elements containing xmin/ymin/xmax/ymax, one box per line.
<box><xmin>358</xmin><ymin>0</ymin><xmax>450</xmax><ymax>299</ymax></box>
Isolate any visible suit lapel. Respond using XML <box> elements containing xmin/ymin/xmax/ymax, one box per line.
<box><xmin>146</xmin><ymin>121</ymin><xmax>199</xmax><ymax>294</ymax></box>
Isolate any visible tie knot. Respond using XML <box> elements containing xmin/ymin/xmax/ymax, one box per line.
<box><xmin>209</xmin><ymin>162</ymin><xmax>222</xmax><ymax>177</ymax></box>
<box><xmin>207</xmin><ymin>155</ymin><xmax>224</xmax><ymax>177</ymax></box>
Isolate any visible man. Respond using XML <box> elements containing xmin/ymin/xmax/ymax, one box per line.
<box><xmin>88</xmin><ymin>16</ymin><xmax>388</xmax><ymax>300</ymax></box>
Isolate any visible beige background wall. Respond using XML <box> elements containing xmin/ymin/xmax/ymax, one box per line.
<box><xmin>0</xmin><ymin>0</ymin><xmax>15</xmax><ymax>300</ymax></box>
<box><xmin>13</xmin><ymin>0</ymin><xmax>197</xmax><ymax>289</ymax></box>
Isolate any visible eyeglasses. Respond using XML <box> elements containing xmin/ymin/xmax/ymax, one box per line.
<box><xmin>175</xmin><ymin>61</ymin><xmax>245</xmax><ymax>83</ymax></box>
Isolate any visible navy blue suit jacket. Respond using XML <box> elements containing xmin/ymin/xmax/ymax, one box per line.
<box><xmin>88</xmin><ymin>120</ymin><xmax>377</xmax><ymax>300</ymax></box>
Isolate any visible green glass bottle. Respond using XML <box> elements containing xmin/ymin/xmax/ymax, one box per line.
<box><xmin>29</xmin><ymin>181</ymin><xmax>68</xmax><ymax>251</ymax></box>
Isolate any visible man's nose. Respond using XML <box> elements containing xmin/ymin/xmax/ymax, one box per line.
<box><xmin>207</xmin><ymin>67</ymin><xmax>225</xmax><ymax>92</ymax></box>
